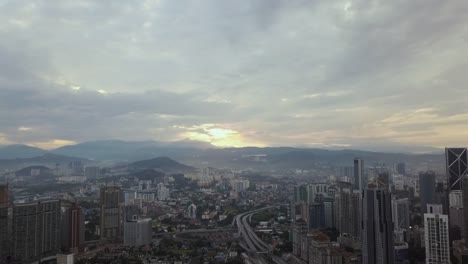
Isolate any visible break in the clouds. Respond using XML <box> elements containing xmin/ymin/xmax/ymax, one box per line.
<box><xmin>1</xmin><ymin>0</ymin><xmax>468</xmax><ymax>151</ymax></box>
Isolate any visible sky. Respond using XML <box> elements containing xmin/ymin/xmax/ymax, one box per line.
<box><xmin>1</xmin><ymin>0</ymin><xmax>468</xmax><ymax>151</ymax></box>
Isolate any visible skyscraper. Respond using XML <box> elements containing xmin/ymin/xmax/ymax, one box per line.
<box><xmin>0</xmin><ymin>183</ymin><xmax>8</xmax><ymax>206</ymax></box>
<box><xmin>464</xmin><ymin>178</ymin><xmax>468</xmax><ymax>241</ymax></box>
<box><xmin>395</xmin><ymin>162</ymin><xmax>406</xmax><ymax>175</ymax></box>
<box><xmin>424</xmin><ymin>209</ymin><xmax>450</xmax><ymax>264</ymax></box>
<box><xmin>334</xmin><ymin>181</ymin><xmax>353</xmax><ymax>236</ymax></box>
<box><xmin>392</xmin><ymin>197</ymin><xmax>410</xmax><ymax>230</ymax></box>
<box><xmin>419</xmin><ymin>171</ymin><xmax>436</xmax><ymax>214</ymax></box>
<box><xmin>100</xmin><ymin>186</ymin><xmax>123</xmax><ymax>240</ymax></box>
<box><xmin>446</xmin><ymin>147</ymin><xmax>468</xmax><ymax>191</ymax></box>
<box><xmin>62</xmin><ymin>202</ymin><xmax>85</xmax><ymax>253</ymax></box>
<box><xmin>0</xmin><ymin>204</ymin><xmax>9</xmax><ymax>263</ymax></box>
<box><xmin>449</xmin><ymin>190</ymin><xmax>464</xmax><ymax>238</ymax></box>
<box><xmin>309</xmin><ymin>203</ymin><xmax>325</xmax><ymax>229</ymax></box>
<box><xmin>377</xmin><ymin>172</ymin><xmax>390</xmax><ymax>189</ymax></box>
<box><xmin>351</xmin><ymin>191</ymin><xmax>361</xmax><ymax>241</ymax></box>
<box><xmin>12</xmin><ymin>200</ymin><xmax>61</xmax><ymax>263</ymax></box>
<box><xmin>294</xmin><ymin>185</ymin><xmax>308</xmax><ymax>203</ymax></box>
<box><xmin>361</xmin><ymin>188</ymin><xmax>394</xmax><ymax>264</ymax></box>
<box><xmin>0</xmin><ymin>183</ymin><xmax>9</xmax><ymax>263</ymax></box>
<box><xmin>307</xmin><ymin>183</ymin><xmax>329</xmax><ymax>204</ymax></box>
<box><xmin>354</xmin><ymin>158</ymin><xmax>364</xmax><ymax>191</ymax></box>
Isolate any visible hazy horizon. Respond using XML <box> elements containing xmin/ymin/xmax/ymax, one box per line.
<box><xmin>1</xmin><ymin>1</ymin><xmax>468</xmax><ymax>151</ymax></box>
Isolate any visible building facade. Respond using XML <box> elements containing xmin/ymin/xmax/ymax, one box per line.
<box><xmin>353</xmin><ymin>158</ymin><xmax>364</xmax><ymax>191</ymax></box>
<box><xmin>361</xmin><ymin>189</ymin><xmax>394</xmax><ymax>264</ymax></box>
<box><xmin>11</xmin><ymin>200</ymin><xmax>61</xmax><ymax>263</ymax></box>
<box><xmin>419</xmin><ymin>171</ymin><xmax>436</xmax><ymax>214</ymax></box>
<box><xmin>446</xmin><ymin>147</ymin><xmax>468</xmax><ymax>191</ymax></box>
<box><xmin>392</xmin><ymin>198</ymin><xmax>410</xmax><ymax>230</ymax></box>
<box><xmin>424</xmin><ymin>212</ymin><xmax>450</xmax><ymax>264</ymax></box>
<box><xmin>62</xmin><ymin>202</ymin><xmax>85</xmax><ymax>253</ymax></box>
<box><xmin>100</xmin><ymin>186</ymin><xmax>123</xmax><ymax>239</ymax></box>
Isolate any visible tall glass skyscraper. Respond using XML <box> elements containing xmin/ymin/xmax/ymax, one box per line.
<box><xmin>361</xmin><ymin>188</ymin><xmax>394</xmax><ymax>264</ymax></box>
<box><xmin>354</xmin><ymin>158</ymin><xmax>364</xmax><ymax>191</ymax></box>
<box><xmin>446</xmin><ymin>147</ymin><xmax>468</xmax><ymax>191</ymax></box>
<box><xmin>419</xmin><ymin>171</ymin><xmax>436</xmax><ymax>214</ymax></box>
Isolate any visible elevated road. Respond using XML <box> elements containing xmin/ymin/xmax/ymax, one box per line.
<box><xmin>233</xmin><ymin>207</ymin><xmax>287</xmax><ymax>264</ymax></box>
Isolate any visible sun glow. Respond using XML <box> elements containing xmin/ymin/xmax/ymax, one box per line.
<box><xmin>180</xmin><ymin>125</ymin><xmax>264</xmax><ymax>147</ymax></box>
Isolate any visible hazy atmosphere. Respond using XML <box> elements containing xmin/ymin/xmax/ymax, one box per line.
<box><xmin>1</xmin><ymin>0</ymin><xmax>468</xmax><ymax>151</ymax></box>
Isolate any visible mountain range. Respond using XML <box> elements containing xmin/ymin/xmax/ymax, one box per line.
<box><xmin>0</xmin><ymin>140</ymin><xmax>446</xmax><ymax>171</ymax></box>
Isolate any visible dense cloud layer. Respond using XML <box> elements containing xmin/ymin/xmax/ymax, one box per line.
<box><xmin>1</xmin><ymin>0</ymin><xmax>468</xmax><ymax>150</ymax></box>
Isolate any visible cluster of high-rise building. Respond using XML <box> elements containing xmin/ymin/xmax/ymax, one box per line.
<box><xmin>0</xmin><ymin>184</ymin><xmax>72</xmax><ymax>263</ymax></box>
<box><xmin>291</xmin><ymin>147</ymin><xmax>468</xmax><ymax>264</ymax></box>
<box><xmin>99</xmin><ymin>186</ymin><xmax>152</xmax><ymax>246</ymax></box>
<box><xmin>0</xmin><ymin>184</ymin><xmax>155</xmax><ymax>263</ymax></box>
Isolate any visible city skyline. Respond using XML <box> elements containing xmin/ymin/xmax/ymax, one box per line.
<box><xmin>1</xmin><ymin>1</ymin><xmax>468</xmax><ymax>150</ymax></box>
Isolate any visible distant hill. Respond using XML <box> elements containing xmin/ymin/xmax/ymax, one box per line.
<box><xmin>0</xmin><ymin>141</ymin><xmax>445</xmax><ymax>172</ymax></box>
<box><xmin>0</xmin><ymin>153</ymin><xmax>89</xmax><ymax>171</ymax></box>
<box><xmin>129</xmin><ymin>157</ymin><xmax>195</xmax><ymax>172</ymax></box>
<box><xmin>16</xmin><ymin>165</ymin><xmax>52</xmax><ymax>177</ymax></box>
<box><xmin>52</xmin><ymin>140</ymin><xmax>214</xmax><ymax>160</ymax></box>
<box><xmin>0</xmin><ymin>144</ymin><xmax>46</xmax><ymax>159</ymax></box>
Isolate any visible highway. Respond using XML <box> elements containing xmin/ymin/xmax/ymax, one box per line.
<box><xmin>233</xmin><ymin>207</ymin><xmax>287</xmax><ymax>264</ymax></box>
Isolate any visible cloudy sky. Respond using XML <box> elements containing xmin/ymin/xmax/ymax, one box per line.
<box><xmin>1</xmin><ymin>0</ymin><xmax>468</xmax><ymax>151</ymax></box>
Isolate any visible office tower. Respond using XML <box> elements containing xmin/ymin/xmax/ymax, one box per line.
<box><xmin>361</xmin><ymin>188</ymin><xmax>394</xmax><ymax>264</ymax></box>
<box><xmin>395</xmin><ymin>162</ymin><xmax>406</xmax><ymax>175</ymax></box>
<box><xmin>100</xmin><ymin>186</ymin><xmax>123</xmax><ymax>239</ymax></box>
<box><xmin>12</xmin><ymin>200</ymin><xmax>61</xmax><ymax>263</ymax></box>
<box><xmin>435</xmin><ymin>182</ymin><xmax>449</xmax><ymax>214</ymax></box>
<box><xmin>334</xmin><ymin>182</ymin><xmax>353</xmax><ymax>236</ymax></box>
<box><xmin>0</xmin><ymin>205</ymin><xmax>9</xmax><ymax>263</ymax></box>
<box><xmin>424</xmin><ymin>209</ymin><xmax>450</xmax><ymax>264</ymax></box>
<box><xmin>0</xmin><ymin>183</ymin><xmax>8</xmax><ymax>206</ymax></box>
<box><xmin>62</xmin><ymin>202</ymin><xmax>85</xmax><ymax>253</ymax></box>
<box><xmin>323</xmin><ymin>198</ymin><xmax>335</xmax><ymax>228</ymax></box>
<box><xmin>290</xmin><ymin>201</ymin><xmax>296</xmax><ymax>223</ymax></box>
<box><xmin>449</xmin><ymin>190</ymin><xmax>464</xmax><ymax>238</ymax></box>
<box><xmin>291</xmin><ymin>220</ymin><xmax>308</xmax><ymax>257</ymax></box>
<box><xmin>464</xmin><ymin>178</ymin><xmax>468</xmax><ymax>240</ymax></box>
<box><xmin>309</xmin><ymin>203</ymin><xmax>325</xmax><ymax>229</ymax></box>
<box><xmin>446</xmin><ymin>147</ymin><xmax>468</xmax><ymax>191</ymax></box>
<box><xmin>354</xmin><ymin>158</ymin><xmax>364</xmax><ymax>191</ymax></box>
<box><xmin>377</xmin><ymin>172</ymin><xmax>390</xmax><ymax>189</ymax></box>
<box><xmin>0</xmin><ymin>183</ymin><xmax>8</xmax><ymax>263</ymax></box>
<box><xmin>392</xmin><ymin>198</ymin><xmax>410</xmax><ymax>230</ymax></box>
<box><xmin>124</xmin><ymin>218</ymin><xmax>152</xmax><ymax>247</ymax></box>
<box><xmin>419</xmin><ymin>171</ymin><xmax>436</xmax><ymax>214</ymax></box>
<box><xmin>157</xmin><ymin>182</ymin><xmax>170</xmax><ymax>201</ymax></box>
<box><xmin>307</xmin><ymin>183</ymin><xmax>329</xmax><ymax>205</ymax></box>
<box><xmin>351</xmin><ymin>191</ymin><xmax>361</xmax><ymax>240</ymax></box>
<box><xmin>338</xmin><ymin>166</ymin><xmax>354</xmax><ymax>182</ymax></box>
<box><xmin>294</xmin><ymin>185</ymin><xmax>308</xmax><ymax>203</ymax></box>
